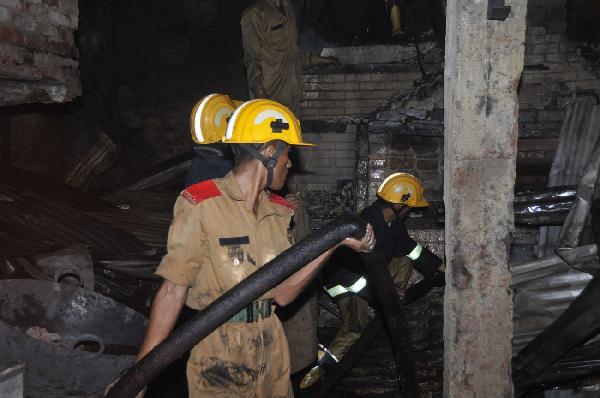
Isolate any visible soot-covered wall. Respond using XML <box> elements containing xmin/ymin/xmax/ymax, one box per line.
<box><xmin>2</xmin><ymin>0</ymin><xmax>252</xmax><ymax>187</ymax></box>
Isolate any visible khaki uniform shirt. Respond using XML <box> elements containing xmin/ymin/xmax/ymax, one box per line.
<box><xmin>156</xmin><ymin>171</ymin><xmax>294</xmax><ymax>308</ymax></box>
<box><xmin>241</xmin><ymin>0</ymin><xmax>316</xmax><ymax>113</ymax></box>
<box><xmin>156</xmin><ymin>172</ymin><xmax>295</xmax><ymax>397</ymax></box>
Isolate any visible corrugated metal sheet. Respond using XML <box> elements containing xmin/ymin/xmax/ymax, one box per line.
<box><xmin>539</xmin><ymin>99</ymin><xmax>600</xmax><ymax>256</ymax></box>
<box><xmin>511</xmin><ymin>252</ymin><xmax>594</xmax><ymax>353</ymax></box>
<box><xmin>86</xmin><ymin>210</ymin><xmax>171</xmax><ymax>248</ymax></box>
<box><xmin>102</xmin><ymin>191</ymin><xmax>178</xmax><ymax>215</ymax></box>
<box><xmin>0</xmin><ymin>165</ymin><xmax>149</xmax><ymax>258</ymax></box>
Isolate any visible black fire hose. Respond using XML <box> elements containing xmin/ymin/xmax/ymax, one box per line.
<box><xmin>361</xmin><ymin>250</ymin><xmax>417</xmax><ymax>397</ymax></box>
<box><xmin>105</xmin><ymin>214</ymin><xmax>366</xmax><ymax>398</ymax></box>
<box><xmin>312</xmin><ymin>276</ymin><xmax>443</xmax><ymax>398</ymax></box>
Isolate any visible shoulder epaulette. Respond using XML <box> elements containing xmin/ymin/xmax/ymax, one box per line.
<box><xmin>269</xmin><ymin>192</ymin><xmax>296</xmax><ymax>213</ymax></box>
<box><xmin>181</xmin><ymin>180</ymin><xmax>222</xmax><ymax>205</ymax></box>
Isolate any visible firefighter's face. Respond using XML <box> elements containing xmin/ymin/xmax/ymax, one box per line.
<box><xmin>392</xmin><ymin>203</ymin><xmax>411</xmax><ymax>219</ymax></box>
<box><xmin>270</xmin><ymin>147</ymin><xmax>291</xmax><ymax>190</ymax></box>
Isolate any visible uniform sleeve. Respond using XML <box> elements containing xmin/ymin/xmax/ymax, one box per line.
<box><xmin>156</xmin><ymin>197</ymin><xmax>206</xmax><ymax>286</ymax></box>
<box><xmin>241</xmin><ymin>10</ymin><xmax>265</xmax><ymax>94</ymax></box>
<box><xmin>392</xmin><ymin>222</ymin><xmax>418</xmax><ymax>258</ymax></box>
<box><xmin>392</xmin><ymin>222</ymin><xmax>442</xmax><ymax>277</ymax></box>
<box><xmin>412</xmin><ymin>247</ymin><xmax>442</xmax><ymax>278</ymax></box>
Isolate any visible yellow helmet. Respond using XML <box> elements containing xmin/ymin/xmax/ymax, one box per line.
<box><xmin>189</xmin><ymin>94</ymin><xmax>242</xmax><ymax>144</ymax></box>
<box><xmin>377</xmin><ymin>173</ymin><xmax>429</xmax><ymax>207</ymax></box>
<box><xmin>223</xmin><ymin>99</ymin><xmax>314</xmax><ymax>146</ymax></box>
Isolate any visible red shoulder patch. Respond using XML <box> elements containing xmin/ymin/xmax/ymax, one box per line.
<box><xmin>269</xmin><ymin>192</ymin><xmax>296</xmax><ymax>213</ymax></box>
<box><xmin>181</xmin><ymin>180</ymin><xmax>222</xmax><ymax>205</ymax></box>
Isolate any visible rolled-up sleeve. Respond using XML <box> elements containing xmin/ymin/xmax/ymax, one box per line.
<box><xmin>156</xmin><ymin>197</ymin><xmax>205</xmax><ymax>287</ymax></box>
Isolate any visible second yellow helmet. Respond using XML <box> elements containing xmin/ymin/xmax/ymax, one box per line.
<box><xmin>189</xmin><ymin>94</ymin><xmax>242</xmax><ymax>144</ymax></box>
<box><xmin>223</xmin><ymin>99</ymin><xmax>314</xmax><ymax>146</ymax></box>
<box><xmin>377</xmin><ymin>173</ymin><xmax>429</xmax><ymax>207</ymax></box>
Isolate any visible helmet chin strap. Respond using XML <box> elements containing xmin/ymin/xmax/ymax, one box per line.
<box><xmin>237</xmin><ymin>141</ymin><xmax>288</xmax><ymax>189</ymax></box>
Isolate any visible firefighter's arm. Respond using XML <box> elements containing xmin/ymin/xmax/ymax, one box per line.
<box><xmin>407</xmin><ymin>243</ymin><xmax>444</xmax><ymax>277</ymax></box>
<box><xmin>274</xmin><ymin>223</ymin><xmax>375</xmax><ymax>306</ymax></box>
<box><xmin>241</xmin><ymin>10</ymin><xmax>267</xmax><ymax>97</ymax></box>
<box><xmin>135</xmin><ymin>280</ymin><xmax>188</xmax><ymax>362</ymax></box>
<box><xmin>300</xmin><ymin>48</ymin><xmax>339</xmax><ymax>67</ymax></box>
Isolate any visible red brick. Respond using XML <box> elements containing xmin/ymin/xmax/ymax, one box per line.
<box><xmin>23</xmin><ymin>33</ymin><xmax>49</xmax><ymax>52</ymax></box>
<box><xmin>59</xmin><ymin>0</ymin><xmax>78</xmax><ymax>12</ymax></box>
<box><xmin>0</xmin><ymin>0</ymin><xmax>21</xmax><ymax>10</ymax></box>
<box><xmin>370</xmin><ymin>72</ymin><xmax>397</xmax><ymax>82</ymax></box>
<box><xmin>416</xmin><ymin>158</ymin><xmax>439</xmax><ymax>170</ymax></box>
<box><xmin>303</xmin><ymin>82</ymin><xmax>334</xmax><ymax>91</ymax></box>
<box><xmin>385</xmin><ymin>80</ymin><xmax>415</xmax><ymax>90</ymax></box>
<box><xmin>0</xmin><ymin>25</ymin><xmax>25</xmax><ymax>46</ymax></box>
<box><xmin>345</xmin><ymin>90</ymin><xmax>371</xmax><ymax>100</ymax></box>
<box><xmin>58</xmin><ymin>26</ymin><xmax>74</xmax><ymax>45</ymax></box>
<box><xmin>359</xmin><ymin>81</ymin><xmax>388</xmax><ymax>90</ymax></box>
<box><xmin>333</xmin><ymin>82</ymin><xmax>359</xmax><ymax>91</ymax></box>
<box><xmin>318</xmin><ymin>108</ymin><xmax>345</xmax><ymax>116</ymax></box>
<box><xmin>313</xmin><ymin>91</ymin><xmax>344</xmax><ymax>100</ymax></box>
<box><xmin>345</xmin><ymin>73</ymin><xmax>371</xmax><ymax>82</ymax></box>
<box><xmin>48</xmin><ymin>39</ymin><xmax>77</xmax><ymax>57</ymax></box>
<box><xmin>345</xmin><ymin>108</ymin><xmax>369</xmax><ymax>116</ymax></box>
<box><xmin>389</xmin><ymin>156</ymin><xmax>416</xmax><ymax>169</ymax></box>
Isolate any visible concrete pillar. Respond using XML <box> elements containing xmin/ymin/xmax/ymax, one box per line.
<box><xmin>443</xmin><ymin>0</ymin><xmax>527</xmax><ymax>396</ymax></box>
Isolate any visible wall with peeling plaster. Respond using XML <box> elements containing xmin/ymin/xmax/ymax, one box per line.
<box><xmin>0</xmin><ymin>0</ymin><xmax>80</xmax><ymax>106</ymax></box>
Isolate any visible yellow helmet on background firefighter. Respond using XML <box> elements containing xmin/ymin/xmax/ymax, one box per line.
<box><xmin>377</xmin><ymin>172</ymin><xmax>429</xmax><ymax>207</ymax></box>
<box><xmin>189</xmin><ymin>94</ymin><xmax>242</xmax><ymax>144</ymax></box>
<box><xmin>223</xmin><ymin>99</ymin><xmax>314</xmax><ymax>146</ymax></box>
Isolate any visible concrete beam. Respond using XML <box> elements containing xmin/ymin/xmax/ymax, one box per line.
<box><xmin>443</xmin><ymin>0</ymin><xmax>527</xmax><ymax>396</ymax></box>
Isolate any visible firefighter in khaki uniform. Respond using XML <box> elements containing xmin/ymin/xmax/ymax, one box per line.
<box><xmin>241</xmin><ymin>0</ymin><xmax>337</xmax><ymax>113</ymax></box>
<box><xmin>132</xmin><ymin>99</ymin><xmax>375</xmax><ymax>398</ymax></box>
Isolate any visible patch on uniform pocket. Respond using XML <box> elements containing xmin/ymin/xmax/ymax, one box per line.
<box><xmin>219</xmin><ymin>236</ymin><xmax>250</xmax><ymax>246</ymax></box>
<box><xmin>227</xmin><ymin>245</ymin><xmax>257</xmax><ymax>267</ymax></box>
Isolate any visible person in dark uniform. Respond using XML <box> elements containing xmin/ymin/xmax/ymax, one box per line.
<box><xmin>185</xmin><ymin>94</ymin><xmax>239</xmax><ymax>187</ymax></box>
<box><xmin>300</xmin><ymin>172</ymin><xmax>445</xmax><ymax>389</ymax></box>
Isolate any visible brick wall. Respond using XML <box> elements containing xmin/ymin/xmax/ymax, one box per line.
<box><xmin>516</xmin><ymin>137</ymin><xmax>560</xmax><ymax>189</ymax></box>
<box><xmin>287</xmin><ymin>126</ymin><xmax>357</xmax><ymax>193</ymax></box>
<box><xmin>356</xmin><ymin>130</ymin><xmax>444</xmax><ymax>211</ymax></box>
<box><xmin>287</xmin><ymin>122</ymin><xmax>360</xmax><ymax>226</ymax></box>
<box><xmin>519</xmin><ymin>0</ymin><xmax>600</xmax><ymax>137</ymax></box>
<box><xmin>300</xmin><ymin>67</ymin><xmax>423</xmax><ymax>120</ymax></box>
<box><xmin>0</xmin><ymin>0</ymin><xmax>80</xmax><ymax>106</ymax></box>
<box><xmin>297</xmin><ymin>48</ymin><xmax>442</xmax><ymax>215</ymax></box>
<box><xmin>301</xmin><ymin>0</ymin><xmax>599</xmax><ymax>215</ymax></box>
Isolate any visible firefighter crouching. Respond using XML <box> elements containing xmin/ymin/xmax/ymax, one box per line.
<box><xmin>301</xmin><ymin>172</ymin><xmax>445</xmax><ymax>389</ymax></box>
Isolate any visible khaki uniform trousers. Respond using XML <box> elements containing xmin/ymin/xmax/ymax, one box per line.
<box><xmin>329</xmin><ymin>256</ymin><xmax>413</xmax><ymax>361</ymax></box>
<box><xmin>186</xmin><ymin>315</ymin><xmax>293</xmax><ymax>398</ymax></box>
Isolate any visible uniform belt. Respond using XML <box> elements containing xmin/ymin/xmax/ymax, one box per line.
<box><xmin>228</xmin><ymin>299</ymin><xmax>274</xmax><ymax>323</ymax></box>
